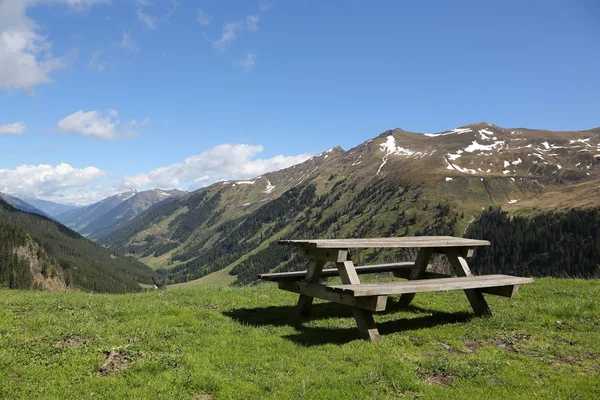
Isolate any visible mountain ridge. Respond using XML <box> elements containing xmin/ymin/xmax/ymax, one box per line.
<box><xmin>99</xmin><ymin>123</ymin><xmax>599</xmax><ymax>286</ymax></box>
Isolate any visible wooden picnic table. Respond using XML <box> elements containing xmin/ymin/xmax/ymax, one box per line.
<box><xmin>259</xmin><ymin>237</ymin><xmax>533</xmax><ymax>342</ymax></box>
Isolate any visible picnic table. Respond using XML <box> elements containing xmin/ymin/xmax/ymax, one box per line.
<box><xmin>259</xmin><ymin>237</ymin><xmax>533</xmax><ymax>342</ymax></box>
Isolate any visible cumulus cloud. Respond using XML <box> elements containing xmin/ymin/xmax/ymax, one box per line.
<box><xmin>57</xmin><ymin>109</ymin><xmax>143</xmax><ymax>140</ymax></box>
<box><xmin>0</xmin><ymin>122</ymin><xmax>26</xmax><ymax>135</ymax></box>
<box><xmin>0</xmin><ymin>162</ymin><xmax>106</xmax><ymax>199</ymax></box>
<box><xmin>122</xmin><ymin>143</ymin><xmax>311</xmax><ymax>190</ymax></box>
<box><xmin>235</xmin><ymin>51</ymin><xmax>256</xmax><ymax>71</ymax></box>
<box><xmin>0</xmin><ymin>0</ymin><xmax>108</xmax><ymax>93</ymax></box>
<box><xmin>207</xmin><ymin>14</ymin><xmax>260</xmax><ymax>51</ymax></box>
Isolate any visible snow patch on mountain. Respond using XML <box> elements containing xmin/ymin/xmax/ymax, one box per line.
<box><xmin>464</xmin><ymin>140</ymin><xmax>505</xmax><ymax>153</ymax></box>
<box><xmin>378</xmin><ymin>135</ymin><xmax>420</xmax><ymax>174</ymax></box>
<box><xmin>264</xmin><ymin>180</ymin><xmax>275</xmax><ymax>194</ymax></box>
<box><xmin>424</xmin><ymin>127</ymin><xmax>472</xmax><ymax>137</ymax></box>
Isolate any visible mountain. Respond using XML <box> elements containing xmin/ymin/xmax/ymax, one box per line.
<box><xmin>55</xmin><ymin>189</ymin><xmax>138</xmax><ymax>231</ymax></box>
<box><xmin>100</xmin><ymin>123</ymin><xmax>600</xmax><ymax>286</ymax></box>
<box><xmin>0</xmin><ymin>198</ymin><xmax>156</xmax><ymax>292</ymax></box>
<box><xmin>82</xmin><ymin>189</ymin><xmax>187</xmax><ymax>240</ymax></box>
<box><xmin>20</xmin><ymin>196</ymin><xmax>79</xmax><ymax>217</ymax></box>
<box><xmin>0</xmin><ymin>192</ymin><xmax>51</xmax><ymax>218</ymax></box>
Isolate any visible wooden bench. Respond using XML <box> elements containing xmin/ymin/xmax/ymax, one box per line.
<box><xmin>328</xmin><ymin>274</ymin><xmax>532</xmax><ymax>298</ymax></box>
<box><xmin>259</xmin><ymin>262</ymin><xmax>451</xmax><ymax>282</ymax></box>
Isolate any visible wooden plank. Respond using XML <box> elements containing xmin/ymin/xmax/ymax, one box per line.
<box><xmin>480</xmin><ymin>285</ymin><xmax>520</xmax><ymax>298</ymax></box>
<box><xmin>279</xmin><ymin>237</ymin><xmax>490</xmax><ymax>249</ymax></box>
<box><xmin>279</xmin><ymin>281</ymin><xmax>387</xmax><ymax>312</ymax></box>
<box><xmin>295</xmin><ymin>258</ymin><xmax>325</xmax><ymax>319</ymax></box>
<box><xmin>336</xmin><ymin>258</ymin><xmax>382</xmax><ymax>342</ymax></box>
<box><xmin>445</xmin><ymin>248</ymin><xmax>491</xmax><ymax>317</ymax></box>
<box><xmin>327</xmin><ymin>275</ymin><xmax>534</xmax><ymax>297</ymax></box>
<box><xmin>298</xmin><ymin>246</ymin><xmax>349</xmax><ymax>262</ymax></box>
<box><xmin>337</xmin><ymin>260</ymin><xmax>361</xmax><ymax>285</ymax></box>
<box><xmin>352</xmin><ymin>309</ymin><xmax>381</xmax><ymax>343</ymax></box>
<box><xmin>259</xmin><ymin>262</ymin><xmax>416</xmax><ymax>281</ymax></box>
<box><xmin>398</xmin><ymin>248</ymin><xmax>433</xmax><ymax>307</ymax></box>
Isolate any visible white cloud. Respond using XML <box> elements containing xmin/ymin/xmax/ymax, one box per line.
<box><xmin>135</xmin><ymin>0</ymin><xmax>178</xmax><ymax>30</ymax></box>
<box><xmin>122</xmin><ymin>143</ymin><xmax>311</xmax><ymax>190</ymax></box>
<box><xmin>57</xmin><ymin>109</ymin><xmax>142</xmax><ymax>140</ymax></box>
<box><xmin>87</xmin><ymin>50</ymin><xmax>104</xmax><ymax>71</ymax></box>
<box><xmin>0</xmin><ymin>0</ymin><xmax>108</xmax><ymax>93</ymax></box>
<box><xmin>120</xmin><ymin>32</ymin><xmax>139</xmax><ymax>53</ymax></box>
<box><xmin>0</xmin><ymin>162</ymin><xmax>106</xmax><ymax>199</ymax></box>
<box><xmin>136</xmin><ymin>8</ymin><xmax>156</xmax><ymax>29</ymax></box>
<box><xmin>258</xmin><ymin>0</ymin><xmax>273</xmax><ymax>11</ymax></box>
<box><xmin>235</xmin><ymin>51</ymin><xmax>256</xmax><ymax>71</ymax></box>
<box><xmin>208</xmin><ymin>14</ymin><xmax>260</xmax><ymax>51</ymax></box>
<box><xmin>197</xmin><ymin>8</ymin><xmax>210</xmax><ymax>26</ymax></box>
<box><xmin>0</xmin><ymin>122</ymin><xmax>26</xmax><ymax>135</ymax></box>
<box><xmin>246</xmin><ymin>15</ymin><xmax>259</xmax><ymax>32</ymax></box>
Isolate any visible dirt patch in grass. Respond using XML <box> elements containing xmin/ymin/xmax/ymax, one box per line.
<box><xmin>54</xmin><ymin>337</ymin><xmax>90</xmax><ymax>349</ymax></box>
<box><xmin>489</xmin><ymin>333</ymin><xmax>531</xmax><ymax>353</ymax></box>
<box><xmin>440</xmin><ymin>342</ymin><xmax>465</xmax><ymax>355</ymax></box>
<box><xmin>98</xmin><ymin>350</ymin><xmax>131</xmax><ymax>377</ymax></box>
<box><xmin>463</xmin><ymin>339</ymin><xmax>484</xmax><ymax>352</ymax></box>
<box><xmin>424</xmin><ymin>372</ymin><xmax>454</xmax><ymax>386</ymax></box>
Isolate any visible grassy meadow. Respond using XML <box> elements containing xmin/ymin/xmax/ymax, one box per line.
<box><xmin>0</xmin><ymin>278</ymin><xmax>599</xmax><ymax>399</ymax></box>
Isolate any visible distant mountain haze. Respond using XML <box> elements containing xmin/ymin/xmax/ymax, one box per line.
<box><xmin>0</xmin><ymin>193</ymin><xmax>52</xmax><ymax>219</ymax></box>
<box><xmin>20</xmin><ymin>197</ymin><xmax>79</xmax><ymax>217</ymax></box>
<box><xmin>55</xmin><ymin>189</ymin><xmax>139</xmax><ymax>231</ymax></box>
<box><xmin>82</xmin><ymin>189</ymin><xmax>187</xmax><ymax>240</ymax></box>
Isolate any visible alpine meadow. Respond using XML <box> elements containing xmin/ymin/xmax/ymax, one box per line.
<box><xmin>1</xmin><ymin>1</ymin><xmax>599</xmax><ymax>399</ymax></box>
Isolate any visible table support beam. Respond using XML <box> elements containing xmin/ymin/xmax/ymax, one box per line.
<box><xmin>398</xmin><ymin>248</ymin><xmax>433</xmax><ymax>308</ymax></box>
<box><xmin>445</xmin><ymin>248</ymin><xmax>491</xmax><ymax>317</ymax></box>
<box><xmin>294</xmin><ymin>258</ymin><xmax>325</xmax><ymax>322</ymax></box>
<box><xmin>337</xmin><ymin>255</ymin><xmax>382</xmax><ymax>342</ymax></box>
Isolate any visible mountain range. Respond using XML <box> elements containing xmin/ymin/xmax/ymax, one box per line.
<box><xmin>97</xmin><ymin>122</ymin><xmax>600</xmax><ymax>286</ymax></box>
<box><xmin>55</xmin><ymin>189</ymin><xmax>186</xmax><ymax>238</ymax></box>
<box><xmin>3</xmin><ymin>122</ymin><xmax>598</xmax><ymax>291</ymax></box>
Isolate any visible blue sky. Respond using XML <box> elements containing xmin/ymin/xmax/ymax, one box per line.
<box><xmin>0</xmin><ymin>0</ymin><xmax>599</xmax><ymax>204</ymax></box>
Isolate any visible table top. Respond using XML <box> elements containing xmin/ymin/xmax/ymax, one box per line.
<box><xmin>279</xmin><ymin>236</ymin><xmax>490</xmax><ymax>249</ymax></box>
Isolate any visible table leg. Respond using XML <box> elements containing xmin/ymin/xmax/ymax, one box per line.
<box><xmin>337</xmin><ymin>257</ymin><xmax>381</xmax><ymax>343</ymax></box>
<box><xmin>445</xmin><ymin>248</ymin><xmax>491</xmax><ymax>317</ymax></box>
<box><xmin>294</xmin><ymin>258</ymin><xmax>325</xmax><ymax>322</ymax></box>
<box><xmin>398</xmin><ymin>248</ymin><xmax>433</xmax><ymax>308</ymax></box>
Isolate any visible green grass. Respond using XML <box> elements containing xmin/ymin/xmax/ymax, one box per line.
<box><xmin>1</xmin><ymin>278</ymin><xmax>599</xmax><ymax>399</ymax></box>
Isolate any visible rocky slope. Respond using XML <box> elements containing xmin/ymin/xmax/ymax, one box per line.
<box><xmin>101</xmin><ymin>123</ymin><xmax>600</xmax><ymax>285</ymax></box>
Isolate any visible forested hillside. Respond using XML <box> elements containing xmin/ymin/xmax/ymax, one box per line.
<box><xmin>466</xmin><ymin>207</ymin><xmax>600</xmax><ymax>278</ymax></box>
<box><xmin>0</xmin><ymin>199</ymin><xmax>156</xmax><ymax>293</ymax></box>
<box><xmin>0</xmin><ymin>220</ymin><xmax>36</xmax><ymax>289</ymax></box>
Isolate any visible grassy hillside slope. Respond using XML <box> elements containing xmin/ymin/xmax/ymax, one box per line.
<box><xmin>0</xmin><ymin>278</ymin><xmax>598</xmax><ymax>399</ymax></box>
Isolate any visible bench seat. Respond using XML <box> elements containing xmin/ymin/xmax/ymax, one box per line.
<box><xmin>258</xmin><ymin>262</ymin><xmax>451</xmax><ymax>282</ymax></box>
<box><xmin>327</xmin><ymin>274</ymin><xmax>534</xmax><ymax>297</ymax></box>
